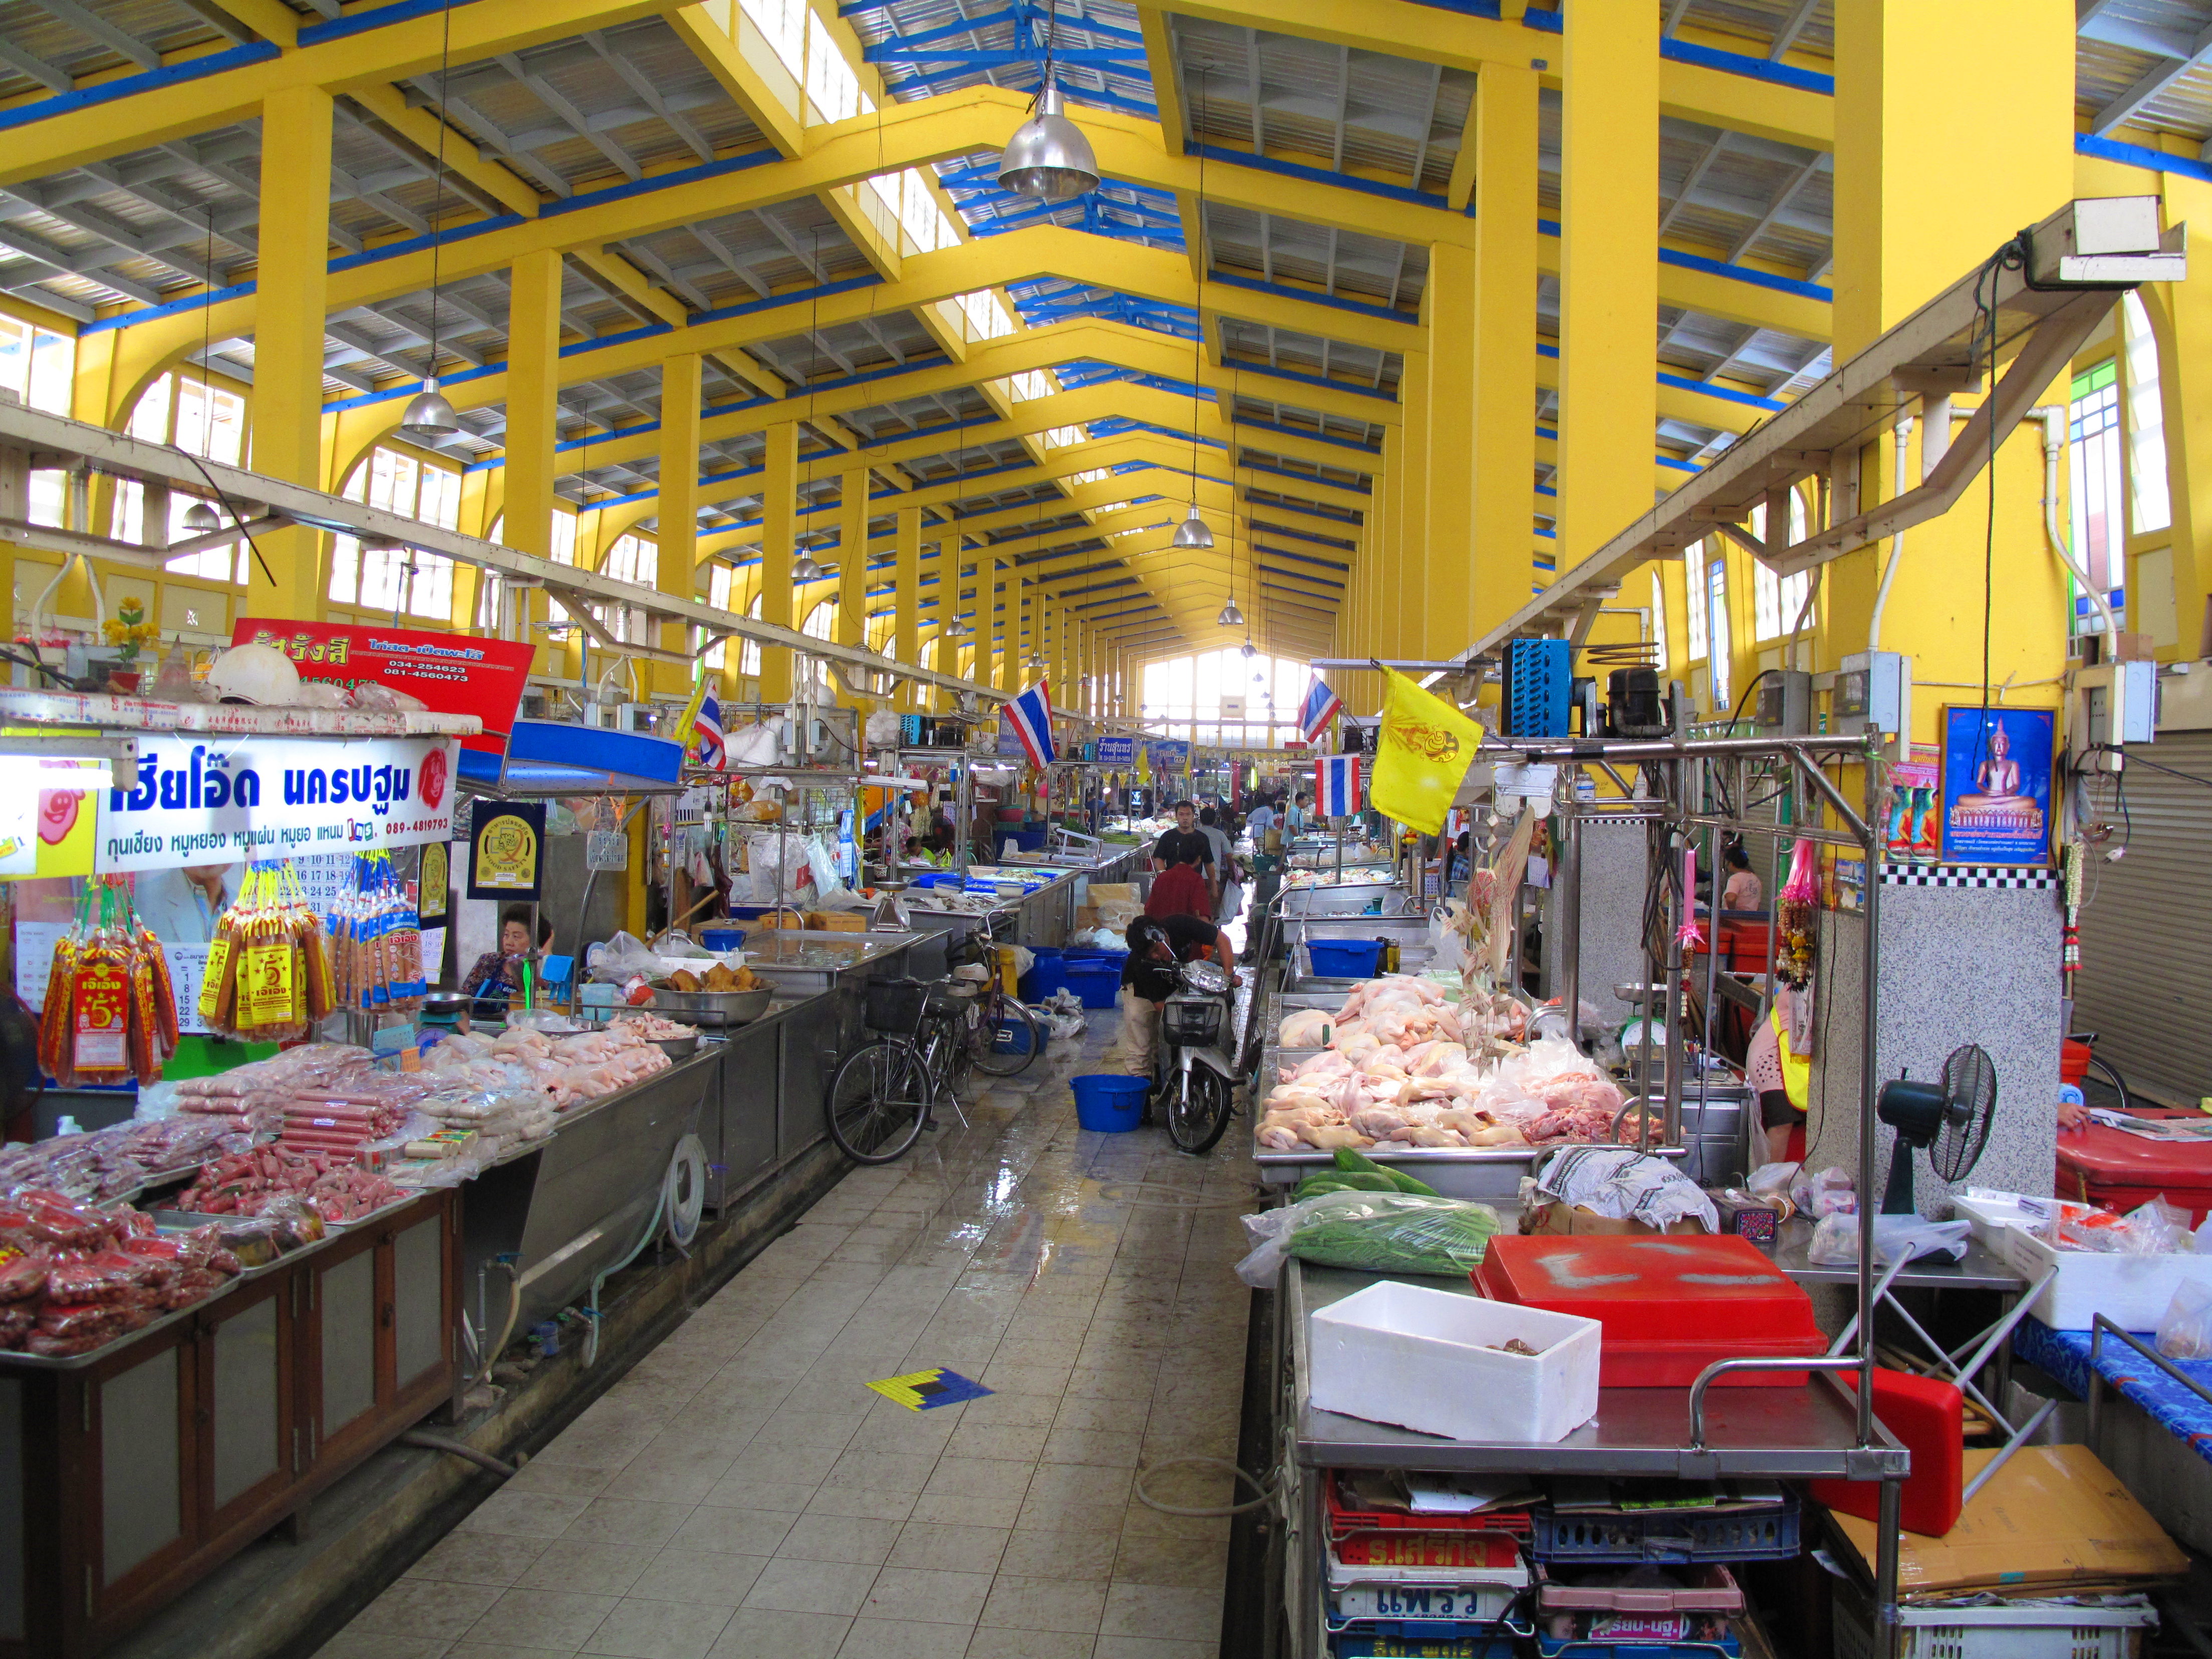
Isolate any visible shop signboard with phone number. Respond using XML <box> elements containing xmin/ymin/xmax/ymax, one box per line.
<box><xmin>92</xmin><ymin>735</ymin><xmax>459</xmax><ymax>873</ymax></box>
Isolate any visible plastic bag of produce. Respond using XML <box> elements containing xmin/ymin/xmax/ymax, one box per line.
<box><xmin>1235</xmin><ymin>1190</ymin><xmax>1501</xmax><ymax>1286</ymax></box>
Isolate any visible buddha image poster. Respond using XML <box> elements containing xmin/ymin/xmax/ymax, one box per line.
<box><xmin>1940</xmin><ymin>706</ymin><xmax>2056</xmax><ymax>866</ymax></box>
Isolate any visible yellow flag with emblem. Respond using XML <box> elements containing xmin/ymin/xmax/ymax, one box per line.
<box><xmin>1370</xmin><ymin>667</ymin><xmax>1485</xmax><ymax>836</ymax></box>
<box><xmin>669</xmin><ymin>669</ymin><xmax>711</xmax><ymax>752</ymax></box>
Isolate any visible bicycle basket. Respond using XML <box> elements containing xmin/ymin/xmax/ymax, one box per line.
<box><xmin>1162</xmin><ymin>997</ymin><xmax>1224</xmax><ymax>1044</ymax></box>
<box><xmin>864</xmin><ymin>978</ymin><xmax>929</xmax><ymax>1032</ymax></box>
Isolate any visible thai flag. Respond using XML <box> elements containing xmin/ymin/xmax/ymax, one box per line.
<box><xmin>1298</xmin><ymin>676</ymin><xmax>1343</xmax><ymax>745</ymax></box>
<box><xmin>694</xmin><ymin>693</ymin><xmax>727</xmax><ymax>770</ymax></box>
<box><xmin>1005</xmin><ymin>679</ymin><xmax>1055</xmax><ymax>767</ymax></box>
<box><xmin>1316</xmin><ymin>753</ymin><xmax>1362</xmax><ymax>818</ymax></box>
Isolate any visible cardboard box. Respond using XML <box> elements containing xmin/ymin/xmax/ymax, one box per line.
<box><xmin>1830</xmin><ymin>1444</ymin><xmax>2187</xmax><ymax>1598</ymax></box>
<box><xmin>1521</xmin><ymin>1202</ymin><xmax>1706</xmax><ymax>1238</ymax></box>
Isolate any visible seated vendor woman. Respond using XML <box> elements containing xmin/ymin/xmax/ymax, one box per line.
<box><xmin>462</xmin><ymin>906</ymin><xmax>554</xmax><ymax>997</ymax></box>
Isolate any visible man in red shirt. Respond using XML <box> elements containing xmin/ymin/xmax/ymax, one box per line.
<box><xmin>1144</xmin><ymin>843</ymin><xmax>1212</xmax><ymax>920</ymax></box>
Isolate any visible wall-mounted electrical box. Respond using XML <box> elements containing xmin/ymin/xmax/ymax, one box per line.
<box><xmin>2075</xmin><ymin>658</ymin><xmax>2156</xmax><ymax>752</ymax></box>
<box><xmin>1755</xmin><ymin>670</ymin><xmax>1814</xmax><ymax>735</ymax></box>
<box><xmin>1836</xmin><ymin>651</ymin><xmax>1911</xmax><ymax>749</ymax></box>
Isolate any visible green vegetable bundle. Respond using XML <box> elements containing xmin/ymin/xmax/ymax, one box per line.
<box><xmin>1282</xmin><ymin>1192</ymin><xmax>1502</xmax><ymax>1277</ymax></box>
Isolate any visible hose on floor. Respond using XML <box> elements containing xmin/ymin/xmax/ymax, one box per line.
<box><xmin>1134</xmin><ymin>1455</ymin><xmax>1275</xmax><ymax>1517</ymax></box>
<box><xmin>399</xmin><ymin>1431</ymin><xmax>523</xmax><ymax>1479</ymax></box>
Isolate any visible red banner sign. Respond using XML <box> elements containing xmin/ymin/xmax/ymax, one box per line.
<box><xmin>233</xmin><ymin>619</ymin><xmax>534</xmax><ymax>753</ymax></box>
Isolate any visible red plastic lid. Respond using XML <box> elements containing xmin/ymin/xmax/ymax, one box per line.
<box><xmin>2056</xmin><ymin>1120</ymin><xmax>2212</xmax><ymax>1181</ymax></box>
<box><xmin>1475</xmin><ymin>1235</ymin><xmax>1819</xmax><ymax>1342</ymax></box>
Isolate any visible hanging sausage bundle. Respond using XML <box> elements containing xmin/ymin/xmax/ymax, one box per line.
<box><xmin>199</xmin><ymin>862</ymin><xmax>337</xmax><ymax>1042</ymax></box>
<box><xmin>39</xmin><ymin>877</ymin><xmax>180</xmax><ymax>1086</ymax></box>
<box><xmin>330</xmin><ymin>851</ymin><xmax>427</xmax><ymax>1013</ymax></box>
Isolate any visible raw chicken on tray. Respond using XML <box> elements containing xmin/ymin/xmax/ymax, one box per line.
<box><xmin>1256</xmin><ymin>975</ymin><xmax>1625</xmax><ymax>1153</ymax></box>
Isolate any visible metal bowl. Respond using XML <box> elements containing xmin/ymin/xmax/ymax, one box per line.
<box><xmin>647</xmin><ymin>986</ymin><xmax>774</xmax><ymax>1027</ymax></box>
<box><xmin>649</xmin><ymin>1033</ymin><xmax>701</xmax><ymax>1060</ymax></box>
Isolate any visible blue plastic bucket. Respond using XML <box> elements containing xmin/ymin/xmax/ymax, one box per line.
<box><xmin>1071</xmin><ymin>1073</ymin><xmax>1148</xmax><ymax>1132</ymax></box>
<box><xmin>1019</xmin><ymin>947</ymin><xmax>1065</xmax><ymax>1003</ymax></box>
<box><xmin>1308</xmin><ymin>937</ymin><xmax>1385</xmax><ymax>979</ymax></box>
<box><xmin>700</xmin><ymin>927</ymin><xmax>746</xmax><ymax>952</ymax></box>
<box><xmin>1062</xmin><ymin>963</ymin><xmax>1122</xmax><ymax>1009</ymax></box>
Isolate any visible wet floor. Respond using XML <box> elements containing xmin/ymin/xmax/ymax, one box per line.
<box><xmin>317</xmin><ymin>1000</ymin><xmax>1256</xmax><ymax>1659</ymax></box>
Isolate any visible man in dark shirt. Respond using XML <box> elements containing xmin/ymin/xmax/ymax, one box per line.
<box><xmin>1151</xmin><ymin>800</ymin><xmax>1216</xmax><ymax>899</ymax></box>
<box><xmin>1115</xmin><ymin>912</ymin><xmax>1235</xmax><ymax>1077</ymax></box>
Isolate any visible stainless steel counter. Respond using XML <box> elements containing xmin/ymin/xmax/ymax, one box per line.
<box><xmin>1286</xmin><ymin>1260</ymin><xmax>1907</xmax><ymax>1479</ymax></box>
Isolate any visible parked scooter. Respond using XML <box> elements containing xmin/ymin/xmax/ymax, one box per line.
<box><xmin>1157</xmin><ymin>957</ymin><xmax>1237</xmax><ymax>1154</ymax></box>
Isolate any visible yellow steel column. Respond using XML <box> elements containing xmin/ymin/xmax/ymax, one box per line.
<box><xmin>758</xmin><ymin>422</ymin><xmax>798</xmax><ymax>701</ymax></box>
<box><xmin>658</xmin><ymin>352</ymin><xmax>702</xmax><ymax>696</ymax></box>
<box><xmin>1823</xmin><ymin>0</ymin><xmax>2075</xmax><ymax>733</ymax></box>
<box><xmin>1424</xmin><ymin>246</ymin><xmax>1477</xmax><ymax>660</ymax></box>
<box><xmin>971</xmin><ymin>557</ymin><xmax>995</xmax><ymax>690</ymax></box>
<box><xmin>1392</xmin><ymin>351</ymin><xmax>1428</xmax><ymax>663</ymax></box>
<box><xmin>837</xmin><ymin>466</ymin><xmax>868</xmax><ymax>648</ymax></box>
<box><xmin>1471</xmin><ymin>61</ymin><xmax>1540</xmax><ymax>639</ymax></box>
<box><xmin>1558</xmin><ymin>0</ymin><xmax>1658</xmax><ymax>563</ymax></box>
<box><xmin>249</xmin><ymin>83</ymin><xmax>334</xmax><ymax>616</ymax></box>
<box><xmin>894</xmin><ymin>505</ymin><xmax>922</xmax><ymax>705</ymax></box>
<box><xmin>503</xmin><ymin>249</ymin><xmax>564</xmax><ymax>562</ymax></box>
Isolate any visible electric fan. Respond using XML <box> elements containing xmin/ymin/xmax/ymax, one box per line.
<box><xmin>1876</xmin><ymin>1043</ymin><xmax>1997</xmax><ymax>1214</ymax></box>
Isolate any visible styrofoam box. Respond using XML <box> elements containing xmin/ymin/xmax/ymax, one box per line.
<box><xmin>1954</xmin><ymin>1188</ymin><xmax>2212</xmax><ymax>1331</ymax></box>
<box><xmin>1308</xmin><ymin>1281</ymin><xmax>1601</xmax><ymax>1444</ymax></box>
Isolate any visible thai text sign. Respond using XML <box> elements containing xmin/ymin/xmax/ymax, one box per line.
<box><xmin>94</xmin><ymin>735</ymin><xmax>459</xmax><ymax>873</ymax></box>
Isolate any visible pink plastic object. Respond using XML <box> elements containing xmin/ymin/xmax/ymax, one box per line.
<box><xmin>1537</xmin><ymin>1565</ymin><xmax>1745</xmax><ymax>1615</ymax></box>
<box><xmin>1675</xmin><ymin>846</ymin><xmax>1706</xmax><ymax>950</ymax></box>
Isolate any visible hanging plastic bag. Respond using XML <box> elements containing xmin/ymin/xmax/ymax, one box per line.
<box><xmin>804</xmin><ymin>834</ymin><xmax>845</xmax><ymax>899</ymax></box>
<box><xmin>589</xmin><ymin>931</ymin><xmax>661</xmax><ymax>985</ymax></box>
<box><xmin>2158</xmin><ymin>1279</ymin><xmax>2212</xmax><ymax>1359</ymax></box>
<box><xmin>1428</xmin><ymin>907</ymin><xmax>1468</xmax><ymax>975</ymax></box>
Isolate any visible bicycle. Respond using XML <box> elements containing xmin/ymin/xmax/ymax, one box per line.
<box><xmin>942</xmin><ymin>933</ymin><xmax>1043</xmax><ymax>1080</ymax></box>
<box><xmin>825</xmin><ymin>977</ymin><xmax>974</xmax><ymax>1164</ymax></box>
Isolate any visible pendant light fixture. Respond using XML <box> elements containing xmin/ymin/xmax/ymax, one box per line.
<box><xmin>791</xmin><ymin>543</ymin><xmax>827</xmax><ymax>584</ymax></box>
<box><xmin>996</xmin><ymin>3</ymin><xmax>1098</xmax><ymax>205</ymax></box>
<box><xmin>400</xmin><ymin>0</ymin><xmax>460</xmax><ymax>446</ymax></box>
<box><xmin>182</xmin><ymin>500</ymin><xmax>223</xmax><ymax>532</ymax></box>
<box><xmin>1216</xmin><ymin>597</ymin><xmax>1244</xmax><ymax>628</ymax></box>
<box><xmin>1172</xmin><ymin>506</ymin><xmax>1214</xmax><ymax>550</ymax></box>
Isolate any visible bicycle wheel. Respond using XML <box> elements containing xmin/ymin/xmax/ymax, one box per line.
<box><xmin>825</xmin><ymin>1040</ymin><xmax>931</xmax><ymax>1164</ymax></box>
<box><xmin>2084</xmin><ymin>1053</ymin><xmax>2131</xmax><ymax>1115</ymax></box>
<box><xmin>1166</xmin><ymin>1064</ymin><xmax>1235</xmax><ymax>1155</ymax></box>
<box><xmin>967</xmin><ymin>991</ymin><xmax>1042</xmax><ymax>1077</ymax></box>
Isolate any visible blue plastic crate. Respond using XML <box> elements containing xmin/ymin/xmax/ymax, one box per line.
<box><xmin>1308</xmin><ymin>938</ymin><xmax>1385</xmax><ymax>979</ymax></box>
<box><xmin>1530</xmin><ymin>1496</ymin><xmax>1799</xmax><ymax>1565</ymax></box>
<box><xmin>1061</xmin><ymin>963</ymin><xmax>1123</xmax><ymax>1009</ymax></box>
<box><xmin>1503</xmin><ymin>637</ymin><xmax>1573</xmax><ymax>738</ymax></box>
<box><xmin>1535</xmin><ymin>1627</ymin><xmax>1741</xmax><ymax>1659</ymax></box>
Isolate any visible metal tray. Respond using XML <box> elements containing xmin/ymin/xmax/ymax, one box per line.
<box><xmin>0</xmin><ymin>1282</ymin><xmax>243</xmax><ymax>1371</ymax></box>
<box><xmin>646</xmin><ymin>986</ymin><xmax>773</xmax><ymax>1026</ymax></box>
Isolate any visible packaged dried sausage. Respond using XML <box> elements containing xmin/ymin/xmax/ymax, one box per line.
<box><xmin>36</xmin><ymin>878</ymin><xmax>178</xmax><ymax>1086</ymax></box>
<box><xmin>201</xmin><ymin>862</ymin><xmax>337</xmax><ymax>1043</ymax></box>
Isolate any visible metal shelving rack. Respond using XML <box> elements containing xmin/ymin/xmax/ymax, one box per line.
<box><xmin>1270</xmin><ymin>731</ymin><xmax>1910</xmax><ymax>1658</ymax></box>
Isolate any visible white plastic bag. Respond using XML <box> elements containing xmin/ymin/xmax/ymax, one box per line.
<box><xmin>1806</xmin><ymin>1212</ymin><xmax>1972</xmax><ymax>1266</ymax></box>
<box><xmin>803</xmin><ymin>834</ymin><xmax>845</xmax><ymax>899</ymax></box>
<box><xmin>2158</xmin><ymin>1279</ymin><xmax>2212</xmax><ymax>1358</ymax></box>
<box><xmin>1791</xmin><ymin>1165</ymin><xmax>1858</xmax><ymax>1219</ymax></box>
<box><xmin>726</xmin><ymin>717</ymin><xmax>782</xmax><ymax>768</ymax></box>
<box><xmin>589</xmin><ymin>931</ymin><xmax>661</xmax><ymax>985</ymax></box>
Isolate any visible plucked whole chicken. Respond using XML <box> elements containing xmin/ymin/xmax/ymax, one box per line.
<box><xmin>1256</xmin><ymin>976</ymin><xmax>1626</xmax><ymax>1154</ymax></box>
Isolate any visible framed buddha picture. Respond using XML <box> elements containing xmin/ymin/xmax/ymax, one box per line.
<box><xmin>1940</xmin><ymin>705</ymin><xmax>2056</xmax><ymax>866</ymax></box>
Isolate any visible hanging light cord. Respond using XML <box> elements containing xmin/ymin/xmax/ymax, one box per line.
<box><xmin>426</xmin><ymin>0</ymin><xmax>453</xmax><ymax>384</ymax></box>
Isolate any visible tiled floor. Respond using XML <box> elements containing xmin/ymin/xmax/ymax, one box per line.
<box><xmin>317</xmin><ymin>1005</ymin><xmax>1255</xmax><ymax>1659</ymax></box>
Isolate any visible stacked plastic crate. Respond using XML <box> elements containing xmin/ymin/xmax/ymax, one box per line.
<box><xmin>1526</xmin><ymin>1482</ymin><xmax>1801</xmax><ymax>1659</ymax></box>
<box><xmin>1319</xmin><ymin>1473</ymin><xmax>1536</xmax><ymax>1656</ymax></box>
